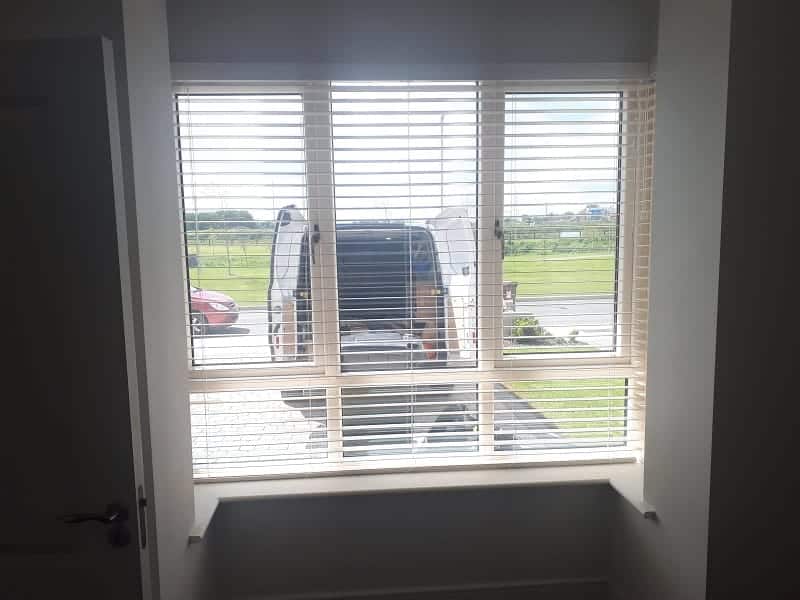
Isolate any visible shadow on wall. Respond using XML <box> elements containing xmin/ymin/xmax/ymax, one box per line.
<box><xmin>166</xmin><ymin>0</ymin><xmax>659</xmax><ymax>66</ymax></box>
<box><xmin>202</xmin><ymin>484</ymin><xmax>615</xmax><ymax>599</ymax></box>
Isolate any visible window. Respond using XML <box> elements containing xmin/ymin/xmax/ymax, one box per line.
<box><xmin>503</xmin><ymin>92</ymin><xmax>623</xmax><ymax>356</ymax></box>
<box><xmin>176</xmin><ymin>81</ymin><xmax>655</xmax><ymax>480</ymax></box>
<box><xmin>176</xmin><ymin>91</ymin><xmax>310</xmax><ymax>366</ymax></box>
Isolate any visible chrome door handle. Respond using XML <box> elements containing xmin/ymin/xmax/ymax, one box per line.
<box><xmin>58</xmin><ymin>503</ymin><xmax>131</xmax><ymax>547</ymax></box>
<box><xmin>58</xmin><ymin>503</ymin><xmax>128</xmax><ymax>525</ymax></box>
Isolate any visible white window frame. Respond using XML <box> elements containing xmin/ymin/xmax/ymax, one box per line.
<box><xmin>175</xmin><ymin>82</ymin><xmax>329</xmax><ymax>380</ymax></box>
<box><xmin>496</xmin><ymin>82</ymin><xmax>638</xmax><ymax>371</ymax></box>
<box><xmin>176</xmin><ymin>79</ymin><xmax>652</xmax><ymax>477</ymax></box>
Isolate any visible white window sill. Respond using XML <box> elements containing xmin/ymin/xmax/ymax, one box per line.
<box><xmin>189</xmin><ymin>461</ymin><xmax>654</xmax><ymax>543</ymax></box>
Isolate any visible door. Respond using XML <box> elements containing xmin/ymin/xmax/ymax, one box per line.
<box><xmin>0</xmin><ymin>39</ymin><xmax>149</xmax><ymax>599</ymax></box>
<box><xmin>428</xmin><ymin>207</ymin><xmax>478</xmax><ymax>358</ymax></box>
<box><xmin>267</xmin><ymin>205</ymin><xmax>308</xmax><ymax>361</ymax></box>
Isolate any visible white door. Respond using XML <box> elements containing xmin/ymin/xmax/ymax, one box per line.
<box><xmin>0</xmin><ymin>39</ymin><xmax>150</xmax><ymax>599</ymax></box>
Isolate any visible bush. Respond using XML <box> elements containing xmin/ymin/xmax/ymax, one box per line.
<box><xmin>511</xmin><ymin>318</ymin><xmax>584</xmax><ymax>347</ymax></box>
<box><xmin>512</xmin><ymin>316</ymin><xmax>548</xmax><ymax>345</ymax></box>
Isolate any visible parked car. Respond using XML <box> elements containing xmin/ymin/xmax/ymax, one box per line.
<box><xmin>189</xmin><ymin>286</ymin><xmax>239</xmax><ymax>336</ymax></box>
<box><xmin>269</xmin><ymin>205</ymin><xmax>477</xmax><ymax>456</ymax></box>
<box><xmin>267</xmin><ymin>205</ymin><xmax>476</xmax><ymax>367</ymax></box>
<box><xmin>268</xmin><ymin>205</ymin><xmax>560</xmax><ymax>456</ymax></box>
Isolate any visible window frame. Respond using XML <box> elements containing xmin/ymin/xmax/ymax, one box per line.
<box><xmin>176</xmin><ymin>80</ymin><xmax>651</xmax><ymax>478</ymax></box>
<box><xmin>497</xmin><ymin>83</ymin><xmax>636</xmax><ymax>370</ymax></box>
<box><xmin>176</xmin><ymin>82</ymin><xmax>332</xmax><ymax>377</ymax></box>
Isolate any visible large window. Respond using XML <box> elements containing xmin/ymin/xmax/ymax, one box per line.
<box><xmin>176</xmin><ymin>81</ymin><xmax>655</xmax><ymax>480</ymax></box>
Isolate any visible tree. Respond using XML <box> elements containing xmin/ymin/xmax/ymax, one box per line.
<box><xmin>183</xmin><ymin>209</ymin><xmax>273</xmax><ymax>232</ymax></box>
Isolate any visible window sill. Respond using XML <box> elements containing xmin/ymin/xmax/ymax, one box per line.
<box><xmin>189</xmin><ymin>461</ymin><xmax>654</xmax><ymax>543</ymax></box>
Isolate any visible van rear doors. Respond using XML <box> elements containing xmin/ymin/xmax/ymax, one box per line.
<box><xmin>268</xmin><ymin>205</ymin><xmax>311</xmax><ymax>361</ymax></box>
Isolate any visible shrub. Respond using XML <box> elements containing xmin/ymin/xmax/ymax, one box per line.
<box><xmin>512</xmin><ymin>316</ymin><xmax>548</xmax><ymax>345</ymax></box>
<box><xmin>511</xmin><ymin>318</ymin><xmax>583</xmax><ymax>347</ymax></box>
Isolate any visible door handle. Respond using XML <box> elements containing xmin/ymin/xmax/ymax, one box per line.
<box><xmin>58</xmin><ymin>503</ymin><xmax>131</xmax><ymax>547</ymax></box>
<box><xmin>59</xmin><ymin>503</ymin><xmax>128</xmax><ymax>525</ymax></box>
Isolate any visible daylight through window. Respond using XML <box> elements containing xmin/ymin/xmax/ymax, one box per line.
<box><xmin>175</xmin><ymin>81</ymin><xmax>655</xmax><ymax>480</ymax></box>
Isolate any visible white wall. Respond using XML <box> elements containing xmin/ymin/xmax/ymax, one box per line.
<box><xmin>609</xmin><ymin>1</ymin><xmax>732</xmax><ymax>598</ymax></box>
<box><xmin>121</xmin><ymin>1</ymin><xmax>208</xmax><ymax>599</ymax></box>
<box><xmin>167</xmin><ymin>0</ymin><xmax>658</xmax><ymax>77</ymax></box>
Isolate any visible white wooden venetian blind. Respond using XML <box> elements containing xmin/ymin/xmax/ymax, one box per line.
<box><xmin>175</xmin><ymin>81</ymin><xmax>655</xmax><ymax>481</ymax></box>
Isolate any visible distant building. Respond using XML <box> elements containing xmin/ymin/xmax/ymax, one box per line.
<box><xmin>587</xmin><ymin>206</ymin><xmax>606</xmax><ymax>221</ymax></box>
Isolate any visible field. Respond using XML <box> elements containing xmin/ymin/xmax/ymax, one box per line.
<box><xmin>188</xmin><ymin>241</ymin><xmax>615</xmax><ymax>306</ymax></box>
<box><xmin>188</xmin><ymin>242</ymin><xmax>272</xmax><ymax>305</ymax></box>
<box><xmin>508</xmin><ymin>378</ymin><xmax>628</xmax><ymax>439</ymax></box>
<box><xmin>502</xmin><ymin>253</ymin><xmax>615</xmax><ymax>296</ymax></box>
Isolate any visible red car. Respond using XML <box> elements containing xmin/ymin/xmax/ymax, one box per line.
<box><xmin>190</xmin><ymin>286</ymin><xmax>239</xmax><ymax>335</ymax></box>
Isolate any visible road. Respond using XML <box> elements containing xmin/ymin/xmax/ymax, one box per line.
<box><xmin>514</xmin><ymin>295</ymin><xmax>615</xmax><ymax>349</ymax></box>
<box><xmin>193</xmin><ymin>295</ymin><xmax>616</xmax><ymax>366</ymax></box>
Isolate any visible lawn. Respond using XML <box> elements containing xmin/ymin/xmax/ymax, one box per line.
<box><xmin>508</xmin><ymin>378</ymin><xmax>628</xmax><ymax>439</ymax></box>
<box><xmin>189</xmin><ymin>241</ymin><xmax>616</xmax><ymax>306</ymax></box>
<box><xmin>188</xmin><ymin>242</ymin><xmax>272</xmax><ymax>306</ymax></box>
<box><xmin>502</xmin><ymin>252</ymin><xmax>615</xmax><ymax>297</ymax></box>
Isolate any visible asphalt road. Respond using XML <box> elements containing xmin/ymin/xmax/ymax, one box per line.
<box><xmin>192</xmin><ymin>295</ymin><xmax>616</xmax><ymax>365</ymax></box>
<box><xmin>514</xmin><ymin>295</ymin><xmax>616</xmax><ymax>348</ymax></box>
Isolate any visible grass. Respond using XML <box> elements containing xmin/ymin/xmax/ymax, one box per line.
<box><xmin>189</xmin><ymin>241</ymin><xmax>616</xmax><ymax>306</ymax></box>
<box><xmin>502</xmin><ymin>252</ymin><xmax>615</xmax><ymax>296</ymax></box>
<box><xmin>508</xmin><ymin>378</ymin><xmax>628</xmax><ymax>439</ymax></box>
<box><xmin>188</xmin><ymin>242</ymin><xmax>272</xmax><ymax>306</ymax></box>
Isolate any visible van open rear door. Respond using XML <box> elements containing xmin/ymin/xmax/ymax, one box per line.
<box><xmin>268</xmin><ymin>205</ymin><xmax>309</xmax><ymax>361</ymax></box>
<box><xmin>429</xmin><ymin>207</ymin><xmax>478</xmax><ymax>359</ymax></box>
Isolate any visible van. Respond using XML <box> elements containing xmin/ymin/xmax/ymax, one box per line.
<box><xmin>268</xmin><ymin>205</ymin><xmax>476</xmax><ymax>370</ymax></box>
<box><xmin>268</xmin><ymin>206</ymin><xmax>560</xmax><ymax>456</ymax></box>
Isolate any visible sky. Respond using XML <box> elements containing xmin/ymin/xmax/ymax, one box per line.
<box><xmin>175</xmin><ymin>83</ymin><xmax>622</xmax><ymax>228</ymax></box>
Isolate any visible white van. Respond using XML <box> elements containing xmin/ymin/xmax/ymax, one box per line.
<box><xmin>268</xmin><ymin>205</ymin><xmax>477</xmax><ymax>370</ymax></box>
<box><xmin>269</xmin><ymin>206</ymin><xmax>492</xmax><ymax>457</ymax></box>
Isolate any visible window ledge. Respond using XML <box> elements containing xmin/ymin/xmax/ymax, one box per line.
<box><xmin>189</xmin><ymin>461</ymin><xmax>654</xmax><ymax>543</ymax></box>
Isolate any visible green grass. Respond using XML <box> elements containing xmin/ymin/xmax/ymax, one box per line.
<box><xmin>188</xmin><ymin>242</ymin><xmax>616</xmax><ymax>306</ymax></box>
<box><xmin>502</xmin><ymin>252</ymin><xmax>615</xmax><ymax>296</ymax></box>
<box><xmin>188</xmin><ymin>242</ymin><xmax>272</xmax><ymax>306</ymax></box>
<box><xmin>508</xmin><ymin>378</ymin><xmax>628</xmax><ymax>439</ymax></box>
